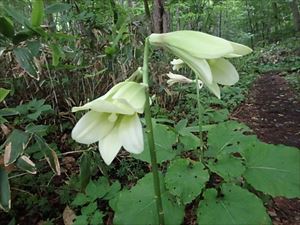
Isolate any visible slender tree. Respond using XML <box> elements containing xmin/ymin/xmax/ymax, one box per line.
<box><xmin>289</xmin><ymin>0</ymin><xmax>300</xmax><ymax>32</ymax></box>
<box><xmin>152</xmin><ymin>0</ymin><xmax>168</xmax><ymax>33</ymax></box>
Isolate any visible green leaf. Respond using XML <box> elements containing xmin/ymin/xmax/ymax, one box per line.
<box><xmin>0</xmin><ymin>108</ymin><xmax>19</xmax><ymax>117</ymax></box>
<box><xmin>179</xmin><ymin>133</ymin><xmax>200</xmax><ymax>151</ymax></box>
<box><xmin>25</xmin><ymin>124</ymin><xmax>48</xmax><ymax>136</ymax></box>
<box><xmin>113</xmin><ymin>173</ymin><xmax>184</xmax><ymax>225</ymax></box>
<box><xmin>90</xmin><ymin>211</ymin><xmax>104</xmax><ymax>225</ymax></box>
<box><xmin>0</xmin><ymin>47</ymin><xmax>6</xmax><ymax>57</ymax></box>
<box><xmin>85</xmin><ymin>181</ymin><xmax>98</xmax><ymax>200</ymax></box>
<box><xmin>81</xmin><ymin>202</ymin><xmax>97</xmax><ymax>216</ymax></box>
<box><xmin>16</xmin><ymin>155</ymin><xmax>37</xmax><ymax>174</ymax></box>
<box><xmin>133</xmin><ymin>124</ymin><xmax>177</xmax><ymax>163</ymax></box>
<box><xmin>79</xmin><ymin>154</ymin><xmax>91</xmax><ymax>192</ymax></box>
<box><xmin>243</xmin><ymin>142</ymin><xmax>300</xmax><ymax>198</ymax></box>
<box><xmin>207</xmin><ymin>154</ymin><xmax>245</xmax><ymax>181</ymax></box>
<box><xmin>12</xmin><ymin>31</ymin><xmax>34</xmax><ymax>45</ymax></box>
<box><xmin>205</xmin><ymin>108</ymin><xmax>229</xmax><ymax>123</ymax></box>
<box><xmin>197</xmin><ymin>184</ymin><xmax>271</xmax><ymax>225</ymax></box>
<box><xmin>103</xmin><ymin>180</ymin><xmax>121</xmax><ymax>200</ymax></box>
<box><xmin>50</xmin><ymin>44</ymin><xmax>63</xmax><ymax>66</ymax></box>
<box><xmin>3</xmin><ymin>129</ymin><xmax>30</xmax><ymax>165</ymax></box>
<box><xmin>0</xmin><ymin>16</ymin><xmax>14</xmax><ymax>38</ymax></box>
<box><xmin>35</xmin><ymin>135</ymin><xmax>61</xmax><ymax>175</ymax></box>
<box><xmin>13</xmin><ymin>47</ymin><xmax>38</xmax><ymax>79</ymax></box>
<box><xmin>27</xmin><ymin>41</ymin><xmax>41</xmax><ymax>57</ymax></box>
<box><xmin>3</xmin><ymin>6</ymin><xmax>28</xmax><ymax>25</ymax></box>
<box><xmin>165</xmin><ymin>159</ymin><xmax>209</xmax><ymax>204</ymax></box>
<box><xmin>45</xmin><ymin>3</ymin><xmax>72</xmax><ymax>14</ymax></box>
<box><xmin>174</xmin><ymin>119</ymin><xmax>188</xmax><ymax>134</ymax></box>
<box><xmin>0</xmin><ymin>168</ymin><xmax>10</xmax><ymax>211</ymax></box>
<box><xmin>72</xmin><ymin>193</ymin><xmax>89</xmax><ymax>206</ymax></box>
<box><xmin>0</xmin><ymin>88</ymin><xmax>10</xmax><ymax>102</ymax></box>
<box><xmin>73</xmin><ymin>215</ymin><xmax>88</xmax><ymax>225</ymax></box>
<box><xmin>205</xmin><ymin>121</ymin><xmax>254</xmax><ymax>157</ymax></box>
<box><xmin>31</xmin><ymin>0</ymin><xmax>44</xmax><ymax>27</ymax></box>
<box><xmin>86</xmin><ymin>177</ymin><xmax>111</xmax><ymax>201</ymax></box>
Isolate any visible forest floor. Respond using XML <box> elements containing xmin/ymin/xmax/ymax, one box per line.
<box><xmin>232</xmin><ymin>72</ymin><xmax>300</xmax><ymax>225</ymax></box>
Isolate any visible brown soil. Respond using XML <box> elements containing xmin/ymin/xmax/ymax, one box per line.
<box><xmin>232</xmin><ymin>72</ymin><xmax>300</xmax><ymax>225</ymax></box>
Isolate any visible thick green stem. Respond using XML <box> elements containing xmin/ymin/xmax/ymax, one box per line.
<box><xmin>196</xmin><ymin>77</ymin><xmax>204</xmax><ymax>162</ymax></box>
<box><xmin>143</xmin><ymin>38</ymin><xmax>165</xmax><ymax>225</ymax></box>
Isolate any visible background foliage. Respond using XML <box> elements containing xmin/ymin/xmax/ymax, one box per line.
<box><xmin>0</xmin><ymin>0</ymin><xmax>299</xmax><ymax>224</ymax></box>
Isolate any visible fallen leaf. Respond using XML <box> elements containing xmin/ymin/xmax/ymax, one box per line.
<box><xmin>63</xmin><ymin>206</ymin><xmax>76</xmax><ymax>225</ymax></box>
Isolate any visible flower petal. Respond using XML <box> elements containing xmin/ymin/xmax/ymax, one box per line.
<box><xmin>112</xmin><ymin>82</ymin><xmax>146</xmax><ymax>113</ymax></box>
<box><xmin>205</xmin><ymin>82</ymin><xmax>221</xmax><ymax>99</ymax></box>
<box><xmin>149</xmin><ymin>31</ymin><xmax>234</xmax><ymax>59</ymax></box>
<box><xmin>119</xmin><ymin>114</ymin><xmax>144</xmax><ymax>154</ymax></box>
<box><xmin>170</xmin><ymin>58</ymin><xmax>184</xmax><ymax>71</ymax></box>
<box><xmin>98</xmin><ymin>126</ymin><xmax>122</xmax><ymax>165</ymax></box>
<box><xmin>226</xmin><ymin>42</ymin><xmax>253</xmax><ymax>58</ymax></box>
<box><xmin>209</xmin><ymin>58</ymin><xmax>239</xmax><ymax>85</ymax></box>
<box><xmin>72</xmin><ymin>98</ymin><xmax>135</xmax><ymax>115</ymax></box>
<box><xmin>171</xmin><ymin>48</ymin><xmax>213</xmax><ymax>84</ymax></box>
<box><xmin>71</xmin><ymin>111</ymin><xmax>114</xmax><ymax>144</ymax></box>
<box><xmin>166</xmin><ymin>72</ymin><xmax>194</xmax><ymax>85</ymax></box>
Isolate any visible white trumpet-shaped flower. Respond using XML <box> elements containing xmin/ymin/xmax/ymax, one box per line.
<box><xmin>149</xmin><ymin>31</ymin><xmax>252</xmax><ymax>98</ymax></box>
<box><xmin>170</xmin><ymin>58</ymin><xmax>184</xmax><ymax>71</ymax></box>
<box><xmin>166</xmin><ymin>72</ymin><xmax>203</xmax><ymax>89</ymax></box>
<box><xmin>71</xmin><ymin>81</ymin><xmax>146</xmax><ymax>165</ymax></box>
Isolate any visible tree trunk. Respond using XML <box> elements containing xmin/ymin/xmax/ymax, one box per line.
<box><xmin>127</xmin><ymin>0</ymin><xmax>133</xmax><ymax>7</ymax></box>
<box><xmin>143</xmin><ymin>0</ymin><xmax>151</xmax><ymax>20</ymax></box>
<box><xmin>218</xmin><ymin>9</ymin><xmax>222</xmax><ymax>37</ymax></box>
<box><xmin>245</xmin><ymin>0</ymin><xmax>254</xmax><ymax>49</ymax></box>
<box><xmin>152</xmin><ymin>0</ymin><xmax>168</xmax><ymax>33</ymax></box>
<box><xmin>272</xmin><ymin>1</ymin><xmax>279</xmax><ymax>33</ymax></box>
<box><xmin>289</xmin><ymin>0</ymin><xmax>300</xmax><ymax>32</ymax></box>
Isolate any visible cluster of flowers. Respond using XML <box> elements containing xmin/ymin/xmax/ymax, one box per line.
<box><xmin>72</xmin><ymin>31</ymin><xmax>252</xmax><ymax>165</ymax></box>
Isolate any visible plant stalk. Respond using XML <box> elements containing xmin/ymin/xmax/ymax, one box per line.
<box><xmin>196</xmin><ymin>77</ymin><xmax>204</xmax><ymax>162</ymax></box>
<box><xmin>142</xmin><ymin>38</ymin><xmax>165</xmax><ymax>225</ymax></box>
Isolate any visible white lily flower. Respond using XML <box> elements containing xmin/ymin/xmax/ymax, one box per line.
<box><xmin>149</xmin><ymin>31</ymin><xmax>252</xmax><ymax>98</ymax></box>
<box><xmin>170</xmin><ymin>59</ymin><xmax>184</xmax><ymax>71</ymax></box>
<box><xmin>166</xmin><ymin>72</ymin><xmax>203</xmax><ymax>89</ymax></box>
<box><xmin>71</xmin><ymin>81</ymin><xmax>146</xmax><ymax>165</ymax></box>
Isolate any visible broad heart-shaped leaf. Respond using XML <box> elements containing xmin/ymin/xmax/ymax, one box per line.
<box><xmin>207</xmin><ymin>154</ymin><xmax>245</xmax><ymax>182</ymax></box>
<box><xmin>205</xmin><ymin>120</ymin><xmax>255</xmax><ymax>158</ymax></box>
<box><xmin>197</xmin><ymin>184</ymin><xmax>271</xmax><ymax>225</ymax></box>
<box><xmin>132</xmin><ymin>124</ymin><xmax>177</xmax><ymax>164</ymax></box>
<box><xmin>13</xmin><ymin>47</ymin><xmax>39</xmax><ymax>79</ymax></box>
<box><xmin>113</xmin><ymin>173</ymin><xmax>184</xmax><ymax>225</ymax></box>
<box><xmin>3</xmin><ymin>129</ymin><xmax>30</xmax><ymax>166</ymax></box>
<box><xmin>0</xmin><ymin>168</ymin><xmax>11</xmax><ymax>211</ymax></box>
<box><xmin>179</xmin><ymin>133</ymin><xmax>200</xmax><ymax>151</ymax></box>
<box><xmin>242</xmin><ymin>142</ymin><xmax>300</xmax><ymax>198</ymax></box>
<box><xmin>165</xmin><ymin>159</ymin><xmax>209</xmax><ymax>204</ymax></box>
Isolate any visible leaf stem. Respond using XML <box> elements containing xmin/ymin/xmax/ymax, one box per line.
<box><xmin>143</xmin><ymin>38</ymin><xmax>165</xmax><ymax>225</ymax></box>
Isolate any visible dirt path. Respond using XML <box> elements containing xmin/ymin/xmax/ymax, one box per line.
<box><xmin>232</xmin><ymin>72</ymin><xmax>300</xmax><ymax>225</ymax></box>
